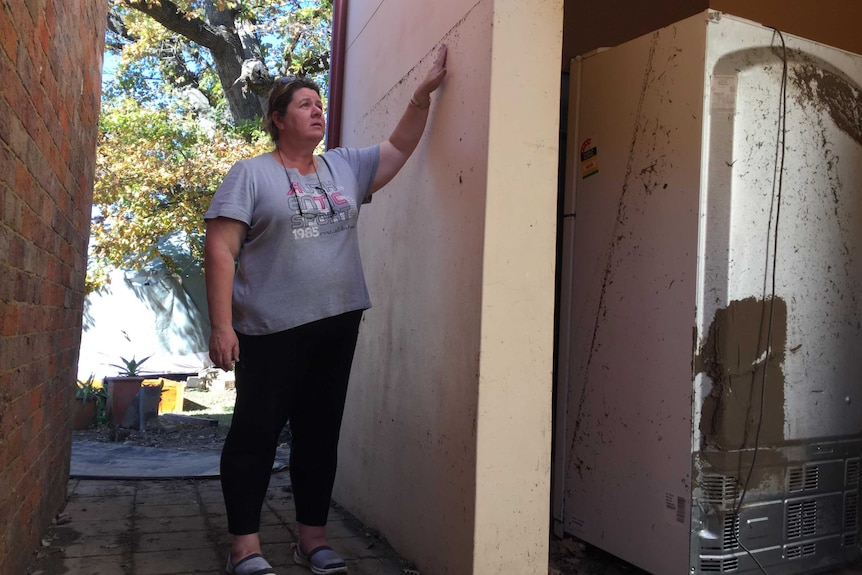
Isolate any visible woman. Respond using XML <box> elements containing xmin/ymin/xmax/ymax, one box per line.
<box><xmin>205</xmin><ymin>46</ymin><xmax>448</xmax><ymax>575</ymax></box>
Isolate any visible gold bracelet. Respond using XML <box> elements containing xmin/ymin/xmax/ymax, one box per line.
<box><xmin>410</xmin><ymin>95</ymin><xmax>430</xmax><ymax>110</ymax></box>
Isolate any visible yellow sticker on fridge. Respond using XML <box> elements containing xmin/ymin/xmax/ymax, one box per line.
<box><xmin>580</xmin><ymin>138</ymin><xmax>598</xmax><ymax>178</ymax></box>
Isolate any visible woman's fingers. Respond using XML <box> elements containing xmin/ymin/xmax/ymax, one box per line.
<box><xmin>419</xmin><ymin>45</ymin><xmax>448</xmax><ymax>96</ymax></box>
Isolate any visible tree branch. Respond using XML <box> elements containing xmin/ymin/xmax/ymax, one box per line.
<box><xmin>123</xmin><ymin>0</ymin><xmax>226</xmax><ymax>52</ymax></box>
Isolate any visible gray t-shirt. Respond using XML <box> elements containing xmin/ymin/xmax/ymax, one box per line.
<box><xmin>204</xmin><ymin>146</ymin><xmax>380</xmax><ymax>335</ymax></box>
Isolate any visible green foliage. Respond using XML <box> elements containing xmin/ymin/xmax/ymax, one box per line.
<box><xmin>261</xmin><ymin>0</ymin><xmax>333</xmax><ymax>79</ymax></box>
<box><xmin>88</xmin><ymin>98</ymin><xmax>271</xmax><ymax>291</ymax></box>
<box><xmin>76</xmin><ymin>375</ymin><xmax>109</xmax><ymax>424</ymax></box>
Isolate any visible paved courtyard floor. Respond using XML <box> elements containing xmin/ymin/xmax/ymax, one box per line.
<box><xmin>25</xmin><ymin>443</ymin><xmax>862</xmax><ymax>575</ymax></box>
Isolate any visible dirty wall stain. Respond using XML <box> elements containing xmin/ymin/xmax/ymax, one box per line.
<box><xmin>696</xmin><ymin>296</ymin><xmax>787</xmax><ymax>451</ymax></box>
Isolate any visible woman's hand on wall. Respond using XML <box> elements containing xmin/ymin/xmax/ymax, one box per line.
<box><xmin>412</xmin><ymin>44</ymin><xmax>448</xmax><ymax>107</ymax></box>
<box><xmin>371</xmin><ymin>44</ymin><xmax>450</xmax><ymax>193</ymax></box>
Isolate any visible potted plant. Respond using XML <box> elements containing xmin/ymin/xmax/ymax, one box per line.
<box><xmin>104</xmin><ymin>355</ymin><xmax>152</xmax><ymax>425</ymax></box>
<box><xmin>73</xmin><ymin>374</ymin><xmax>108</xmax><ymax>430</ymax></box>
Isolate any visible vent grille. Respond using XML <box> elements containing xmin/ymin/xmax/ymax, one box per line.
<box><xmin>847</xmin><ymin>459</ymin><xmax>860</xmax><ymax>487</ymax></box>
<box><xmin>722</xmin><ymin>515</ymin><xmax>740</xmax><ymax>551</ymax></box>
<box><xmin>786</xmin><ymin>500</ymin><xmax>818</xmax><ymax>539</ymax></box>
<box><xmin>786</xmin><ymin>542</ymin><xmax>816</xmax><ymax>559</ymax></box>
<box><xmin>845</xmin><ymin>491</ymin><xmax>859</xmax><ymax>530</ymax></box>
<box><xmin>701</xmin><ymin>557</ymin><xmax>739</xmax><ymax>572</ymax></box>
<box><xmin>788</xmin><ymin>466</ymin><xmax>820</xmax><ymax>492</ymax></box>
<box><xmin>702</xmin><ymin>474</ymin><xmax>740</xmax><ymax>505</ymax></box>
<box><xmin>843</xmin><ymin>532</ymin><xmax>858</xmax><ymax>547</ymax></box>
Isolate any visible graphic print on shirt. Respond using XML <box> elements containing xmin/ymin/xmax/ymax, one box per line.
<box><xmin>286</xmin><ymin>177</ymin><xmax>357</xmax><ymax>237</ymax></box>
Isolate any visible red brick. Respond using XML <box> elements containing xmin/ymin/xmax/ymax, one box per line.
<box><xmin>44</xmin><ymin>70</ymin><xmax>60</xmax><ymax>118</ymax></box>
<box><xmin>14</xmin><ymin>162</ymin><xmax>33</xmax><ymax>209</ymax></box>
<box><xmin>0</xmin><ymin>5</ymin><xmax>16</xmax><ymax>64</ymax></box>
<box><xmin>5</xmin><ymin>106</ymin><xmax>29</xmax><ymax>162</ymax></box>
<box><xmin>36</xmin><ymin>10</ymin><xmax>50</xmax><ymax>58</ymax></box>
<box><xmin>0</xmin><ymin>188</ymin><xmax>13</xmax><ymax>231</ymax></box>
<box><xmin>0</xmin><ymin>154</ymin><xmax>14</xmax><ymax>206</ymax></box>
<box><xmin>30</xmin><ymin>91</ymin><xmax>50</xmax><ymax>144</ymax></box>
<box><xmin>1</xmin><ymin>303</ymin><xmax>20</xmax><ymax>337</ymax></box>
<box><xmin>43</xmin><ymin>0</ymin><xmax>56</xmax><ymax>38</ymax></box>
<box><xmin>0</xmin><ymin>52</ymin><xmax>20</xmax><ymax>108</ymax></box>
<box><xmin>6</xmin><ymin>231</ymin><xmax>24</xmax><ymax>268</ymax></box>
<box><xmin>18</xmin><ymin>206</ymin><xmax>34</xmax><ymax>242</ymax></box>
<box><xmin>15</xmin><ymin>35</ymin><xmax>36</xmax><ymax>94</ymax></box>
<box><xmin>30</xmin><ymin>404</ymin><xmax>45</xmax><ymax>431</ymax></box>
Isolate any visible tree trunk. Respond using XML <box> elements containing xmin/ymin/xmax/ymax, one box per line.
<box><xmin>125</xmin><ymin>0</ymin><xmax>264</xmax><ymax>122</ymax></box>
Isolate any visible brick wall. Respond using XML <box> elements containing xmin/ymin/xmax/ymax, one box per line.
<box><xmin>0</xmin><ymin>1</ymin><xmax>107</xmax><ymax>573</ymax></box>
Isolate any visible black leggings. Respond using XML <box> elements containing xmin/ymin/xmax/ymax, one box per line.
<box><xmin>220</xmin><ymin>310</ymin><xmax>362</xmax><ymax>535</ymax></box>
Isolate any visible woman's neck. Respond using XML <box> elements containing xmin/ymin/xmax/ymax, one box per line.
<box><xmin>274</xmin><ymin>144</ymin><xmax>317</xmax><ymax>175</ymax></box>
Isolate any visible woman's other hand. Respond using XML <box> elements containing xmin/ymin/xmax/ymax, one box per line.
<box><xmin>209</xmin><ymin>325</ymin><xmax>240</xmax><ymax>372</ymax></box>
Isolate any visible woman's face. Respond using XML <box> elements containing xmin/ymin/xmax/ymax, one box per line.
<box><xmin>277</xmin><ymin>87</ymin><xmax>325</xmax><ymax>144</ymax></box>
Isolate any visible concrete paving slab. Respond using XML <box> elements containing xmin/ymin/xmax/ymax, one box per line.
<box><xmin>71</xmin><ymin>441</ymin><xmax>221</xmax><ymax>479</ymax></box>
<box><xmin>133</xmin><ymin>548</ymin><xmax>223</xmax><ymax>575</ymax></box>
<box><xmin>136</xmin><ymin>530</ymin><xmax>213</xmax><ymax>553</ymax></box>
<box><xmin>63</xmin><ymin>498</ymin><xmax>135</xmax><ymax>522</ymax></box>
<box><xmin>135</xmin><ymin>503</ymin><xmax>202</xmax><ymax>519</ymax></box>
<box><xmin>45</xmin><ymin>553</ymin><xmax>130</xmax><ymax>574</ymax></box>
<box><xmin>70</xmin><ymin>441</ymin><xmax>291</xmax><ymax>480</ymax></box>
<box><xmin>136</xmin><ymin>514</ymin><xmax>209</xmax><ymax>535</ymax></box>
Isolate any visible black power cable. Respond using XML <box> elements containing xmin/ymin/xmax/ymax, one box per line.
<box><xmin>730</xmin><ymin>26</ymin><xmax>789</xmax><ymax>575</ymax></box>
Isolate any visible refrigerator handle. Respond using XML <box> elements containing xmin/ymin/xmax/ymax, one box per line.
<box><xmin>563</xmin><ymin>55</ymin><xmax>584</xmax><ymax>219</ymax></box>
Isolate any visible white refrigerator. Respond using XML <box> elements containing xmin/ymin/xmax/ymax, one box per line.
<box><xmin>554</xmin><ymin>10</ymin><xmax>862</xmax><ymax>575</ymax></box>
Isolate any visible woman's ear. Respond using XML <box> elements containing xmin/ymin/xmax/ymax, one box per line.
<box><xmin>271</xmin><ymin>111</ymin><xmax>284</xmax><ymax>131</ymax></box>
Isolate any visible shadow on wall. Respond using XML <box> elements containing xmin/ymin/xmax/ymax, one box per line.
<box><xmin>79</xmin><ymin>266</ymin><xmax>211</xmax><ymax>379</ymax></box>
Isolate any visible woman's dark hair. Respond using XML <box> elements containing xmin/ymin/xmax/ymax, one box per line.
<box><xmin>263</xmin><ymin>77</ymin><xmax>322</xmax><ymax>143</ymax></box>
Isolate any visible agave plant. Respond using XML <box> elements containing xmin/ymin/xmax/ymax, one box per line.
<box><xmin>109</xmin><ymin>355</ymin><xmax>152</xmax><ymax>377</ymax></box>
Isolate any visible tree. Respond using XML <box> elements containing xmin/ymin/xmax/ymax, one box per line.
<box><xmin>105</xmin><ymin>0</ymin><xmax>333</xmax><ymax>123</ymax></box>
<box><xmin>89</xmin><ymin>0</ymin><xmax>332</xmax><ymax>291</ymax></box>
<box><xmin>88</xmin><ymin>97</ymin><xmax>272</xmax><ymax>290</ymax></box>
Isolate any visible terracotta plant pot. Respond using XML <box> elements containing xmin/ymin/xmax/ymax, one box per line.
<box><xmin>72</xmin><ymin>399</ymin><xmax>97</xmax><ymax>430</ymax></box>
<box><xmin>104</xmin><ymin>376</ymin><xmax>145</xmax><ymax>425</ymax></box>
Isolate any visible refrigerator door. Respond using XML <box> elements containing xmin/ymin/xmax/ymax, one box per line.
<box><xmin>554</xmin><ymin>12</ymin><xmax>708</xmax><ymax>575</ymax></box>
